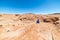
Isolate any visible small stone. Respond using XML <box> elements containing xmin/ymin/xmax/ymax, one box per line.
<box><xmin>0</xmin><ymin>25</ymin><xmax>2</xmax><ymax>27</ymax></box>
<box><xmin>7</xmin><ymin>30</ymin><xmax>10</xmax><ymax>32</ymax></box>
<box><xmin>12</xmin><ymin>24</ymin><xmax>15</xmax><ymax>26</ymax></box>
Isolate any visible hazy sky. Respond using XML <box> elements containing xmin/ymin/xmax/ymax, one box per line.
<box><xmin>0</xmin><ymin>0</ymin><xmax>60</xmax><ymax>14</ymax></box>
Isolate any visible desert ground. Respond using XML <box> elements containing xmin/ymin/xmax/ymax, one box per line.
<box><xmin>0</xmin><ymin>13</ymin><xmax>60</xmax><ymax>40</ymax></box>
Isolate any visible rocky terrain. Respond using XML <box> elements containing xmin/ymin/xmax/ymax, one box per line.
<box><xmin>0</xmin><ymin>13</ymin><xmax>60</xmax><ymax>40</ymax></box>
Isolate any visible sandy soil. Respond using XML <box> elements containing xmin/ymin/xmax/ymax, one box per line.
<box><xmin>0</xmin><ymin>14</ymin><xmax>60</xmax><ymax>40</ymax></box>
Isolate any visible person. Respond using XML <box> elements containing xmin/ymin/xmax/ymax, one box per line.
<box><xmin>36</xmin><ymin>19</ymin><xmax>40</xmax><ymax>23</ymax></box>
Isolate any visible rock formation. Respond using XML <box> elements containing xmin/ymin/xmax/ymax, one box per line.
<box><xmin>0</xmin><ymin>14</ymin><xmax>60</xmax><ymax>40</ymax></box>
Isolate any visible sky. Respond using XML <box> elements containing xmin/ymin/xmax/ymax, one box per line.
<box><xmin>0</xmin><ymin>0</ymin><xmax>60</xmax><ymax>14</ymax></box>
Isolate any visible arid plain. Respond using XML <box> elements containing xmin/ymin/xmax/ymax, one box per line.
<box><xmin>0</xmin><ymin>13</ymin><xmax>60</xmax><ymax>40</ymax></box>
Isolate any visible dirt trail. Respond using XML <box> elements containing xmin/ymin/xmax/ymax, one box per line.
<box><xmin>0</xmin><ymin>14</ymin><xmax>60</xmax><ymax>40</ymax></box>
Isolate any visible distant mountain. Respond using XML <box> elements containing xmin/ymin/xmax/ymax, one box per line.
<box><xmin>51</xmin><ymin>13</ymin><xmax>60</xmax><ymax>15</ymax></box>
<box><xmin>48</xmin><ymin>13</ymin><xmax>60</xmax><ymax>15</ymax></box>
